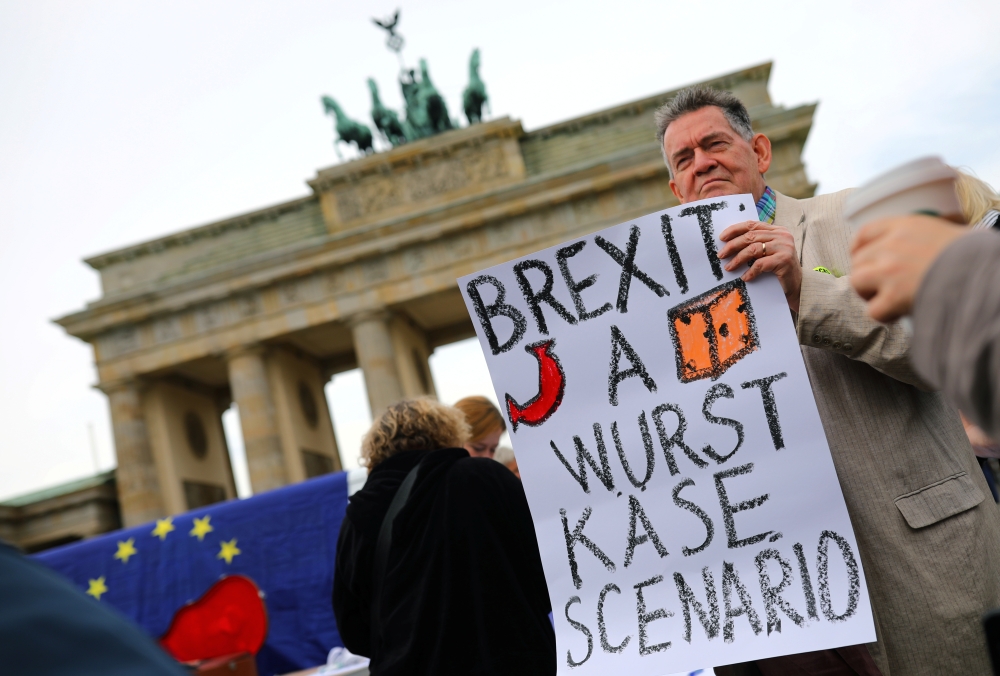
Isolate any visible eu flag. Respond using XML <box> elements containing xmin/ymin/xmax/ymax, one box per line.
<box><xmin>35</xmin><ymin>471</ymin><xmax>351</xmax><ymax>676</ymax></box>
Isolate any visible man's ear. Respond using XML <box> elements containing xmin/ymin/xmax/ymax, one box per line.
<box><xmin>752</xmin><ymin>133</ymin><xmax>772</xmax><ymax>174</ymax></box>
<box><xmin>669</xmin><ymin>178</ymin><xmax>683</xmax><ymax>201</ymax></box>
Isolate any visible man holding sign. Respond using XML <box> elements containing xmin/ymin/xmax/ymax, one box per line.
<box><xmin>656</xmin><ymin>87</ymin><xmax>1000</xmax><ymax>675</ymax></box>
<box><xmin>463</xmin><ymin>110</ymin><xmax>878</xmax><ymax>673</ymax></box>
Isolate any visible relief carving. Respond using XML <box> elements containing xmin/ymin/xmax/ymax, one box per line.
<box><xmin>615</xmin><ymin>182</ymin><xmax>644</xmax><ymax>212</ymax></box>
<box><xmin>231</xmin><ymin>294</ymin><xmax>261</xmax><ymax>319</ymax></box>
<box><xmin>153</xmin><ymin>317</ymin><xmax>182</xmax><ymax>344</ymax></box>
<box><xmin>195</xmin><ymin>303</ymin><xmax>227</xmax><ymax>333</ymax></box>
<box><xmin>325</xmin><ymin>270</ymin><xmax>343</xmax><ymax>294</ymax></box>
<box><xmin>402</xmin><ymin>248</ymin><xmax>426</xmax><ymax>274</ymax></box>
<box><xmin>362</xmin><ymin>259</ymin><xmax>389</xmax><ymax>283</ymax></box>
<box><xmin>99</xmin><ymin>326</ymin><xmax>139</xmax><ymax>359</ymax></box>
<box><xmin>335</xmin><ymin>178</ymin><xmax>404</xmax><ymax>222</ymax></box>
<box><xmin>485</xmin><ymin>221</ymin><xmax>515</xmax><ymax>250</ymax></box>
<box><xmin>407</xmin><ymin>157</ymin><xmax>468</xmax><ymax>201</ymax></box>
<box><xmin>279</xmin><ymin>274</ymin><xmax>322</xmax><ymax>307</ymax></box>
<box><xmin>279</xmin><ymin>280</ymin><xmax>301</xmax><ymax>305</ymax></box>
<box><xmin>572</xmin><ymin>194</ymin><xmax>600</xmax><ymax>224</ymax></box>
<box><xmin>333</xmin><ymin>143</ymin><xmax>510</xmax><ymax>223</ymax></box>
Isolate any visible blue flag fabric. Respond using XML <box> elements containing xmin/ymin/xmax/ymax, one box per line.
<box><xmin>35</xmin><ymin>471</ymin><xmax>350</xmax><ymax>676</ymax></box>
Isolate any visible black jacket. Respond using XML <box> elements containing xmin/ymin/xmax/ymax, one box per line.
<box><xmin>333</xmin><ymin>447</ymin><xmax>555</xmax><ymax>675</ymax></box>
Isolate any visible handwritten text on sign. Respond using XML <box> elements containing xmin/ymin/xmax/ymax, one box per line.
<box><xmin>458</xmin><ymin>196</ymin><xmax>875</xmax><ymax>675</ymax></box>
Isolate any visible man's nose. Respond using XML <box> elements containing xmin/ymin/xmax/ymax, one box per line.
<box><xmin>692</xmin><ymin>149</ymin><xmax>717</xmax><ymax>175</ymax></box>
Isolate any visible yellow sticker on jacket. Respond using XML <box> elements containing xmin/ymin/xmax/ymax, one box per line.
<box><xmin>813</xmin><ymin>266</ymin><xmax>833</xmax><ymax>275</ymax></box>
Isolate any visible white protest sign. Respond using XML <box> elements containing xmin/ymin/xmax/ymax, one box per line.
<box><xmin>458</xmin><ymin>195</ymin><xmax>875</xmax><ymax>675</ymax></box>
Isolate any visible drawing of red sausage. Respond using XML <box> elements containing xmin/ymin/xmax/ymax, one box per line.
<box><xmin>505</xmin><ymin>339</ymin><xmax>566</xmax><ymax>431</ymax></box>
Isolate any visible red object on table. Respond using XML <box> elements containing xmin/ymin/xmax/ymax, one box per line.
<box><xmin>160</xmin><ymin>575</ymin><xmax>268</xmax><ymax>663</ymax></box>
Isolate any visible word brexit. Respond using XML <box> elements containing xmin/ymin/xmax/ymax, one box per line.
<box><xmin>466</xmin><ymin>204</ymin><xmax>735</xmax><ymax>359</ymax></box>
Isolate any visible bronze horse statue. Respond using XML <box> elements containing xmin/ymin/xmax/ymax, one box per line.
<box><xmin>367</xmin><ymin>78</ymin><xmax>406</xmax><ymax>146</ymax></box>
<box><xmin>321</xmin><ymin>96</ymin><xmax>373</xmax><ymax>154</ymax></box>
<box><xmin>463</xmin><ymin>49</ymin><xmax>489</xmax><ymax>124</ymax></box>
<box><xmin>417</xmin><ymin>59</ymin><xmax>453</xmax><ymax>135</ymax></box>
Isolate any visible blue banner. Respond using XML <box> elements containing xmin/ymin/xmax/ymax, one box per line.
<box><xmin>35</xmin><ymin>471</ymin><xmax>350</xmax><ymax>676</ymax></box>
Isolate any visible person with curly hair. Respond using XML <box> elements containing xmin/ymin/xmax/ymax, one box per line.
<box><xmin>332</xmin><ymin>398</ymin><xmax>554</xmax><ymax>675</ymax></box>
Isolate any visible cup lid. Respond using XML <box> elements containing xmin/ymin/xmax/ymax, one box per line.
<box><xmin>845</xmin><ymin>156</ymin><xmax>957</xmax><ymax>218</ymax></box>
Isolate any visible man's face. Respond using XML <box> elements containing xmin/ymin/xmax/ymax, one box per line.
<box><xmin>663</xmin><ymin>106</ymin><xmax>771</xmax><ymax>204</ymax></box>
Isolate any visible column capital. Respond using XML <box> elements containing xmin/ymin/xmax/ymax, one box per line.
<box><xmin>346</xmin><ymin>308</ymin><xmax>395</xmax><ymax>329</ymax></box>
<box><xmin>94</xmin><ymin>377</ymin><xmax>145</xmax><ymax>396</ymax></box>
<box><xmin>225</xmin><ymin>343</ymin><xmax>268</xmax><ymax>361</ymax></box>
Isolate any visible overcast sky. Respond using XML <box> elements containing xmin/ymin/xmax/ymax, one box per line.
<box><xmin>1</xmin><ymin>0</ymin><xmax>998</xmax><ymax>501</ymax></box>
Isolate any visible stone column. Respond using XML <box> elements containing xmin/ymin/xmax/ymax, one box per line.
<box><xmin>103</xmin><ymin>380</ymin><xmax>166</xmax><ymax>527</ymax></box>
<box><xmin>227</xmin><ymin>346</ymin><xmax>288</xmax><ymax>493</ymax></box>
<box><xmin>350</xmin><ymin>311</ymin><xmax>404</xmax><ymax>417</ymax></box>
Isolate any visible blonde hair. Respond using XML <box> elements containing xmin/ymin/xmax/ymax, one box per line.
<box><xmin>956</xmin><ymin>170</ymin><xmax>1000</xmax><ymax>226</ymax></box>
<box><xmin>361</xmin><ymin>398</ymin><xmax>471</xmax><ymax>470</ymax></box>
<box><xmin>454</xmin><ymin>396</ymin><xmax>506</xmax><ymax>442</ymax></box>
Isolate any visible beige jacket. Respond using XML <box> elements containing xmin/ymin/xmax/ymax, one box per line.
<box><xmin>776</xmin><ymin>189</ymin><xmax>1000</xmax><ymax>675</ymax></box>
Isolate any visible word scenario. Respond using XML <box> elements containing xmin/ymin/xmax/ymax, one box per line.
<box><xmin>459</xmin><ymin>197</ymin><xmax>874</xmax><ymax>675</ymax></box>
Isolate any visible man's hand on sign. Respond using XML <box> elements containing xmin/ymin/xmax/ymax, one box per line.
<box><xmin>718</xmin><ymin>220</ymin><xmax>802</xmax><ymax>314</ymax></box>
<box><xmin>849</xmin><ymin>214</ymin><xmax>967</xmax><ymax>323</ymax></box>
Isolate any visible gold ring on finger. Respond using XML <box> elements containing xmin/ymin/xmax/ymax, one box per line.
<box><xmin>762</xmin><ymin>242</ymin><xmax>767</xmax><ymax>256</ymax></box>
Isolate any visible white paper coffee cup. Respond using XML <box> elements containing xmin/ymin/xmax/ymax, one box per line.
<box><xmin>844</xmin><ymin>156</ymin><xmax>962</xmax><ymax>231</ymax></box>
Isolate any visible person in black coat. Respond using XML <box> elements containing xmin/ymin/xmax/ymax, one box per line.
<box><xmin>333</xmin><ymin>398</ymin><xmax>555</xmax><ymax>676</ymax></box>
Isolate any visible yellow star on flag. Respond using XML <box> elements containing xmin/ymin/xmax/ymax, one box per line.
<box><xmin>189</xmin><ymin>516</ymin><xmax>214</xmax><ymax>541</ymax></box>
<box><xmin>217</xmin><ymin>539</ymin><xmax>241</xmax><ymax>564</ymax></box>
<box><xmin>86</xmin><ymin>577</ymin><xmax>108</xmax><ymax>600</ymax></box>
<box><xmin>114</xmin><ymin>538</ymin><xmax>137</xmax><ymax>564</ymax></box>
<box><xmin>151</xmin><ymin>517</ymin><xmax>175</xmax><ymax>541</ymax></box>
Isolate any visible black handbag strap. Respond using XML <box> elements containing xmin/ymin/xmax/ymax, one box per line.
<box><xmin>371</xmin><ymin>460</ymin><xmax>423</xmax><ymax>649</ymax></box>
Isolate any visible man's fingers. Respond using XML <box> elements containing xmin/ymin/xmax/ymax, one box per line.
<box><xmin>850</xmin><ymin>220</ymin><xmax>892</xmax><ymax>254</ymax></box>
<box><xmin>726</xmin><ymin>240</ymin><xmax>768</xmax><ymax>271</ymax></box>
<box><xmin>719</xmin><ymin>220</ymin><xmax>762</xmax><ymax>242</ymax></box>
<box><xmin>725</xmin><ymin>233</ymin><xmax>794</xmax><ymax>271</ymax></box>
<box><xmin>741</xmin><ymin>251</ymin><xmax>784</xmax><ymax>282</ymax></box>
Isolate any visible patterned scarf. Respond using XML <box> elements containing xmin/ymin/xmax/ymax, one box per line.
<box><xmin>756</xmin><ymin>185</ymin><xmax>776</xmax><ymax>224</ymax></box>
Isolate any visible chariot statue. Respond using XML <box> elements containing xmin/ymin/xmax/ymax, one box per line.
<box><xmin>321</xmin><ymin>10</ymin><xmax>491</xmax><ymax>155</ymax></box>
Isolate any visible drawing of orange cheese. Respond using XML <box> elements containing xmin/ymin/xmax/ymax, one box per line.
<box><xmin>667</xmin><ymin>279</ymin><xmax>759</xmax><ymax>383</ymax></box>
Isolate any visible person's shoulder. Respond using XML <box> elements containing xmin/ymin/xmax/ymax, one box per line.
<box><xmin>448</xmin><ymin>456</ymin><xmax>523</xmax><ymax>492</ymax></box>
<box><xmin>779</xmin><ymin>189</ymin><xmax>855</xmax><ymax>231</ymax></box>
<box><xmin>450</xmin><ymin>455</ymin><xmax>511</xmax><ymax>478</ymax></box>
<box><xmin>782</xmin><ymin>188</ymin><xmax>854</xmax><ymax>210</ymax></box>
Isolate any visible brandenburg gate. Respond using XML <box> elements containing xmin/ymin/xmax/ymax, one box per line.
<box><xmin>56</xmin><ymin>63</ymin><xmax>817</xmax><ymax>527</ymax></box>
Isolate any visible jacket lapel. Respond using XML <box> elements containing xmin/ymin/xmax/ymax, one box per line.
<box><xmin>773</xmin><ymin>190</ymin><xmax>807</xmax><ymax>265</ymax></box>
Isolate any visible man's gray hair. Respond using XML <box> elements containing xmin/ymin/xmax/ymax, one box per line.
<box><xmin>654</xmin><ymin>87</ymin><xmax>754</xmax><ymax>175</ymax></box>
